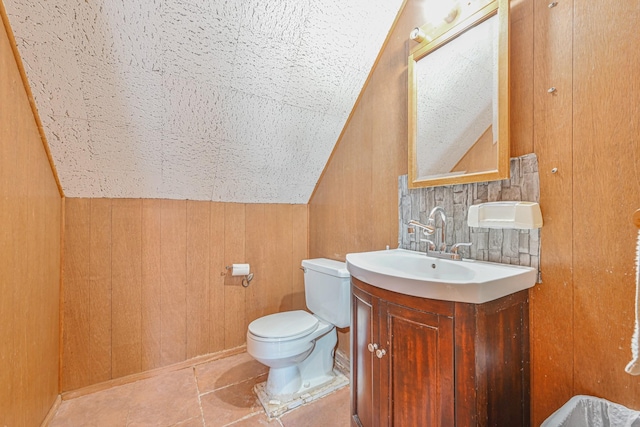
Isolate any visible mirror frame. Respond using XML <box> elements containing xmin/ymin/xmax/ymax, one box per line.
<box><xmin>408</xmin><ymin>0</ymin><xmax>510</xmax><ymax>189</ymax></box>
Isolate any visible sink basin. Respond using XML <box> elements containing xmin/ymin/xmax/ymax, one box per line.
<box><xmin>345</xmin><ymin>249</ymin><xmax>537</xmax><ymax>304</ymax></box>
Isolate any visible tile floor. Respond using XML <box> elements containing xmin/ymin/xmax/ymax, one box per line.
<box><xmin>49</xmin><ymin>352</ymin><xmax>351</xmax><ymax>427</ymax></box>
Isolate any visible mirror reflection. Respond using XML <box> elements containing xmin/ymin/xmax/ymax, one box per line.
<box><xmin>416</xmin><ymin>15</ymin><xmax>497</xmax><ymax>178</ymax></box>
<box><xmin>408</xmin><ymin>0</ymin><xmax>509</xmax><ymax>188</ymax></box>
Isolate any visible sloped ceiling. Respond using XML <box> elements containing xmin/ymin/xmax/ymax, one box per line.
<box><xmin>4</xmin><ymin>0</ymin><xmax>404</xmax><ymax>203</ymax></box>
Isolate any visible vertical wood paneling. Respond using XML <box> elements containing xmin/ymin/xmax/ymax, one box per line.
<box><xmin>509</xmin><ymin>0</ymin><xmax>534</xmax><ymax>157</ymax></box>
<box><xmin>1</xmin><ymin>12</ymin><xmax>62</xmax><ymax>419</ymax></box>
<box><xmin>186</xmin><ymin>201</ymin><xmax>211</xmax><ymax>359</ymax></box>
<box><xmin>343</xmin><ymin>101</ymin><xmax>374</xmax><ymax>255</ymax></box>
<box><xmin>263</xmin><ymin>205</ymin><xmax>283</xmax><ymax>313</ymax></box>
<box><xmin>0</xmin><ymin>81</ymin><xmax>14</xmax><ymax>422</ymax></box>
<box><xmin>274</xmin><ymin>205</ymin><xmax>294</xmax><ymax>313</ymax></box>
<box><xmin>530</xmin><ymin>0</ymin><xmax>574</xmax><ymax>422</ymax></box>
<box><xmin>572</xmin><ymin>0</ymin><xmax>640</xmax><ymax>409</ymax></box>
<box><xmin>246</xmin><ymin>204</ymin><xmax>268</xmax><ymax>321</ymax></box>
<box><xmin>247</xmin><ymin>205</ymin><xmax>292</xmax><ymax>314</ymax></box>
<box><xmin>89</xmin><ymin>199</ymin><xmax>112</xmax><ymax>383</ymax></box>
<box><xmin>224</xmin><ymin>203</ymin><xmax>246</xmax><ymax>348</ymax></box>
<box><xmin>62</xmin><ymin>198</ymin><xmax>91</xmax><ymax>391</ymax></box>
<box><xmin>245</xmin><ymin>204</ymin><xmax>295</xmax><ymax>318</ymax></box>
<box><xmin>141</xmin><ymin>199</ymin><xmax>162</xmax><ymax>370</ymax></box>
<box><xmin>245</xmin><ymin>204</ymin><xmax>294</xmax><ymax>318</ymax></box>
<box><xmin>24</xmin><ymin>138</ymin><xmax>42</xmax><ymax>423</ymax></box>
<box><xmin>10</xmin><ymin>130</ymin><xmax>29</xmax><ymax>426</ymax></box>
<box><xmin>18</xmin><ymin>106</ymin><xmax>61</xmax><ymax>422</ymax></box>
<box><xmin>370</xmin><ymin>62</ymin><xmax>407</xmax><ymax>251</ymax></box>
<box><xmin>209</xmin><ymin>203</ymin><xmax>226</xmax><ymax>353</ymax></box>
<box><xmin>291</xmin><ymin>205</ymin><xmax>308</xmax><ymax>310</ymax></box>
<box><xmin>161</xmin><ymin>200</ymin><xmax>187</xmax><ymax>365</ymax></box>
<box><xmin>309</xmin><ymin>161</ymin><xmax>343</xmax><ymax>260</ymax></box>
<box><xmin>111</xmin><ymin>199</ymin><xmax>142</xmax><ymax>377</ymax></box>
<box><xmin>42</xmin><ymin>182</ymin><xmax>61</xmax><ymax>412</ymax></box>
<box><xmin>62</xmin><ymin>200</ymin><xmax>308</xmax><ymax>391</ymax></box>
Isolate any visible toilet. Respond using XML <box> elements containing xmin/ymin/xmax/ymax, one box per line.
<box><xmin>246</xmin><ymin>258</ymin><xmax>350</xmax><ymax>399</ymax></box>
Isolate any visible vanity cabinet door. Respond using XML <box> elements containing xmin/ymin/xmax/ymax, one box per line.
<box><xmin>351</xmin><ymin>281</ymin><xmax>455</xmax><ymax>427</ymax></box>
<box><xmin>351</xmin><ymin>284</ymin><xmax>378</xmax><ymax>427</ymax></box>
<box><xmin>380</xmin><ymin>301</ymin><xmax>455</xmax><ymax>426</ymax></box>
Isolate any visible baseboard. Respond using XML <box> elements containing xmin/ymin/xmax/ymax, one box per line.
<box><xmin>40</xmin><ymin>394</ymin><xmax>61</xmax><ymax>427</ymax></box>
<box><xmin>61</xmin><ymin>345</ymin><xmax>246</xmax><ymax>401</ymax></box>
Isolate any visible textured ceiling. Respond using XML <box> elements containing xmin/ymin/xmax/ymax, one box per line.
<box><xmin>5</xmin><ymin>0</ymin><xmax>404</xmax><ymax>203</ymax></box>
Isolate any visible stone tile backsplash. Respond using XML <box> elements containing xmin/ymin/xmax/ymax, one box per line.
<box><xmin>399</xmin><ymin>154</ymin><xmax>541</xmax><ymax>277</ymax></box>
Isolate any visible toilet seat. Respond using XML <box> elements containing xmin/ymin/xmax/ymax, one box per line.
<box><xmin>248</xmin><ymin>310</ymin><xmax>319</xmax><ymax>341</ymax></box>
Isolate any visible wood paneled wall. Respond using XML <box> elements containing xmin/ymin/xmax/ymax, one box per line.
<box><xmin>571</xmin><ymin>0</ymin><xmax>640</xmax><ymax>409</ymax></box>
<box><xmin>0</xmin><ymin>7</ymin><xmax>62</xmax><ymax>427</ymax></box>
<box><xmin>530</xmin><ymin>0</ymin><xmax>575</xmax><ymax>421</ymax></box>
<box><xmin>309</xmin><ymin>0</ymin><xmax>640</xmax><ymax>423</ymax></box>
<box><xmin>62</xmin><ymin>199</ymin><xmax>308</xmax><ymax>391</ymax></box>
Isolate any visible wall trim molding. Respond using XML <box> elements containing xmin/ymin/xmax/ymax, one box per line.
<box><xmin>61</xmin><ymin>346</ymin><xmax>246</xmax><ymax>401</ymax></box>
<box><xmin>40</xmin><ymin>395</ymin><xmax>61</xmax><ymax>427</ymax></box>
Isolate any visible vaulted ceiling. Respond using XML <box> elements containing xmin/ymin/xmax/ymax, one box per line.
<box><xmin>4</xmin><ymin>0</ymin><xmax>404</xmax><ymax>203</ymax></box>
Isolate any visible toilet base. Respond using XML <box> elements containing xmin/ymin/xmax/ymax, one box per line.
<box><xmin>255</xmin><ymin>323</ymin><xmax>337</xmax><ymax>399</ymax></box>
<box><xmin>254</xmin><ymin>368</ymin><xmax>349</xmax><ymax>419</ymax></box>
<box><xmin>264</xmin><ymin>365</ymin><xmax>304</xmax><ymax>396</ymax></box>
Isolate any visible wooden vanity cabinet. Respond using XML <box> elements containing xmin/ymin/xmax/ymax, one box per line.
<box><xmin>350</xmin><ymin>277</ymin><xmax>530</xmax><ymax>427</ymax></box>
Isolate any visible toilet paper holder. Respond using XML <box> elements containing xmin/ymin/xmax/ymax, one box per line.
<box><xmin>225</xmin><ymin>265</ymin><xmax>254</xmax><ymax>288</ymax></box>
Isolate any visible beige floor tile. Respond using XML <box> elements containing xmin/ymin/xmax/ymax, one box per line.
<box><xmin>226</xmin><ymin>412</ymin><xmax>282</xmax><ymax>426</ymax></box>
<box><xmin>279</xmin><ymin>387</ymin><xmax>351</xmax><ymax>427</ymax></box>
<box><xmin>127</xmin><ymin>368</ymin><xmax>202</xmax><ymax>427</ymax></box>
<box><xmin>49</xmin><ymin>351</ymin><xmax>348</xmax><ymax>427</ymax></box>
<box><xmin>200</xmin><ymin>374</ymin><xmax>267</xmax><ymax>427</ymax></box>
<box><xmin>195</xmin><ymin>352</ymin><xmax>268</xmax><ymax>394</ymax></box>
<box><xmin>49</xmin><ymin>382</ymin><xmax>137</xmax><ymax>427</ymax></box>
<box><xmin>171</xmin><ymin>416</ymin><xmax>205</xmax><ymax>427</ymax></box>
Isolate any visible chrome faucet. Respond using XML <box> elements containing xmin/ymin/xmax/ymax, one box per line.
<box><xmin>427</xmin><ymin>207</ymin><xmax>447</xmax><ymax>252</ymax></box>
<box><xmin>408</xmin><ymin>206</ymin><xmax>472</xmax><ymax>260</ymax></box>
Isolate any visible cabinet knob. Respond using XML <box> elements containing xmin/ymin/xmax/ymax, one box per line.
<box><xmin>367</xmin><ymin>343</ymin><xmax>378</xmax><ymax>353</ymax></box>
<box><xmin>376</xmin><ymin>348</ymin><xmax>387</xmax><ymax>359</ymax></box>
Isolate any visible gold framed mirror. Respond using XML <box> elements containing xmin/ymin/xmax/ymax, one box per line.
<box><xmin>408</xmin><ymin>0</ymin><xmax>509</xmax><ymax>188</ymax></box>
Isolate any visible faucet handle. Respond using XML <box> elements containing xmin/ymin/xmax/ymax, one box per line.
<box><xmin>450</xmin><ymin>242</ymin><xmax>472</xmax><ymax>254</ymax></box>
<box><xmin>420</xmin><ymin>239</ymin><xmax>436</xmax><ymax>251</ymax></box>
<box><xmin>408</xmin><ymin>219</ymin><xmax>435</xmax><ymax>235</ymax></box>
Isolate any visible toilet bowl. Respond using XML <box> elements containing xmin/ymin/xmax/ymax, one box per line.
<box><xmin>247</xmin><ymin>311</ymin><xmax>336</xmax><ymax>396</ymax></box>
<box><xmin>246</xmin><ymin>258</ymin><xmax>350</xmax><ymax>399</ymax></box>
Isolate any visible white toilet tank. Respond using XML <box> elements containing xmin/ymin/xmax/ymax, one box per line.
<box><xmin>301</xmin><ymin>258</ymin><xmax>351</xmax><ymax>328</ymax></box>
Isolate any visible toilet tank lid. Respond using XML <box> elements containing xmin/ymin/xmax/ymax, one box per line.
<box><xmin>302</xmin><ymin>258</ymin><xmax>349</xmax><ymax>278</ymax></box>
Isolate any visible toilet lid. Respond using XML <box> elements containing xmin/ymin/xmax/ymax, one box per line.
<box><xmin>248</xmin><ymin>310</ymin><xmax>319</xmax><ymax>339</ymax></box>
